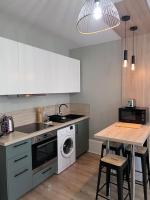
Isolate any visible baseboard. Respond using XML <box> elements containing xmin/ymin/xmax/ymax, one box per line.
<box><xmin>88</xmin><ymin>139</ymin><xmax>103</xmax><ymax>155</ymax></box>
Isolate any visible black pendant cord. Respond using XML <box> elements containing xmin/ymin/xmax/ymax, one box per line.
<box><xmin>125</xmin><ymin>20</ymin><xmax>127</xmax><ymax>50</ymax></box>
<box><xmin>130</xmin><ymin>26</ymin><xmax>138</xmax><ymax>69</ymax></box>
<box><xmin>122</xmin><ymin>15</ymin><xmax>130</xmax><ymax>67</ymax></box>
<box><xmin>130</xmin><ymin>26</ymin><xmax>138</xmax><ymax>58</ymax></box>
<box><xmin>132</xmin><ymin>30</ymin><xmax>135</xmax><ymax>56</ymax></box>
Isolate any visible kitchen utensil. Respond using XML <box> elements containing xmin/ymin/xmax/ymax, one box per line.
<box><xmin>0</xmin><ymin>115</ymin><xmax>14</xmax><ymax>134</ymax></box>
<box><xmin>127</xmin><ymin>99</ymin><xmax>136</xmax><ymax>107</ymax></box>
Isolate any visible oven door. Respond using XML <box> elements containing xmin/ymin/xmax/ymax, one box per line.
<box><xmin>32</xmin><ymin>136</ymin><xmax>57</xmax><ymax>170</ymax></box>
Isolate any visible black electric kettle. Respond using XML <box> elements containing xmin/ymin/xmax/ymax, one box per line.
<box><xmin>0</xmin><ymin>115</ymin><xmax>14</xmax><ymax>135</ymax></box>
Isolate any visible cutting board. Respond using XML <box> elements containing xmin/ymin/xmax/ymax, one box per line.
<box><xmin>115</xmin><ymin>122</ymin><xmax>142</xmax><ymax>129</ymax></box>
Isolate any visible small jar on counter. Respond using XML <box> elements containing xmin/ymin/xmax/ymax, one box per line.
<box><xmin>36</xmin><ymin>107</ymin><xmax>44</xmax><ymax>123</ymax></box>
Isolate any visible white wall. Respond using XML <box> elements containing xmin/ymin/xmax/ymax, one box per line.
<box><xmin>70</xmin><ymin>40</ymin><xmax>122</xmax><ymax>138</ymax></box>
<box><xmin>0</xmin><ymin>12</ymin><xmax>74</xmax><ymax>112</ymax></box>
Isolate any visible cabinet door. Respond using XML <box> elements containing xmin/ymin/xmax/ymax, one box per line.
<box><xmin>19</xmin><ymin>42</ymin><xmax>80</xmax><ymax>94</ymax></box>
<box><xmin>19</xmin><ymin>43</ymin><xmax>57</xmax><ymax>94</ymax></box>
<box><xmin>0</xmin><ymin>37</ymin><xmax>19</xmax><ymax>95</ymax></box>
<box><xmin>55</xmin><ymin>55</ymin><xmax>80</xmax><ymax>93</ymax></box>
<box><xmin>8</xmin><ymin>165</ymin><xmax>32</xmax><ymax>200</ymax></box>
<box><xmin>18</xmin><ymin>43</ymin><xmax>36</xmax><ymax>94</ymax></box>
<box><xmin>76</xmin><ymin>119</ymin><xmax>89</xmax><ymax>158</ymax></box>
<box><xmin>33</xmin><ymin>48</ymin><xmax>56</xmax><ymax>93</ymax></box>
<box><xmin>7</xmin><ymin>139</ymin><xmax>32</xmax><ymax>200</ymax></box>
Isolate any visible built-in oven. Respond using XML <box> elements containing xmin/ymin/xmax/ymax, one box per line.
<box><xmin>32</xmin><ymin>130</ymin><xmax>57</xmax><ymax>172</ymax></box>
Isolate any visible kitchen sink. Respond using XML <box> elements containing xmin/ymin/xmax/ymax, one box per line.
<box><xmin>48</xmin><ymin>114</ymin><xmax>84</xmax><ymax>123</ymax></box>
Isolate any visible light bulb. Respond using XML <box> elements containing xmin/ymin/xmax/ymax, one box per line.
<box><xmin>131</xmin><ymin>55</ymin><xmax>135</xmax><ymax>71</ymax></box>
<box><xmin>93</xmin><ymin>2</ymin><xmax>102</xmax><ymax>20</ymax></box>
<box><xmin>131</xmin><ymin>64</ymin><xmax>135</xmax><ymax>71</ymax></box>
<box><xmin>123</xmin><ymin>60</ymin><xmax>128</xmax><ymax>68</ymax></box>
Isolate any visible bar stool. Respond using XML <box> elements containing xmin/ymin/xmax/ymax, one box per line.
<box><xmin>125</xmin><ymin>146</ymin><xmax>150</xmax><ymax>200</ymax></box>
<box><xmin>101</xmin><ymin>141</ymin><xmax>124</xmax><ymax>158</ymax></box>
<box><xmin>96</xmin><ymin>154</ymin><xmax>131</xmax><ymax>200</ymax></box>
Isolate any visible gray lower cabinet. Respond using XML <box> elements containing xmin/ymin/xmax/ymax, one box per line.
<box><xmin>0</xmin><ymin>119</ymin><xmax>88</xmax><ymax>199</ymax></box>
<box><xmin>75</xmin><ymin>119</ymin><xmax>89</xmax><ymax>158</ymax></box>
<box><xmin>0</xmin><ymin>139</ymin><xmax>32</xmax><ymax>200</ymax></box>
<box><xmin>33</xmin><ymin>160</ymin><xmax>57</xmax><ymax>188</ymax></box>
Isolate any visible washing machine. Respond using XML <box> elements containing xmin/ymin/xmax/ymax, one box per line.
<box><xmin>57</xmin><ymin>124</ymin><xmax>76</xmax><ymax>174</ymax></box>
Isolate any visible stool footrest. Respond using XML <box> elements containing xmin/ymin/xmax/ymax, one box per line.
<box><xmin>97</xmin><ymin>193</ymin><xmax>110</xmax><ymax>200</ymax></box>
<box><xmin>97</xmin><ymin>180</ymin><xmax>130</xmax><ymax>200</ymax></box>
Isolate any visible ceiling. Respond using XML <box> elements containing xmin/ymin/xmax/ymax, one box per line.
<box><xmin>0</xmin><ymin>0</ymin><xmax>149</xmax><ymax>48</ymax></box>
<box><xmin>115</xmin><ymin>0</ymin><xmax>150</xmax><ymax>37</ymax></box>
<box><xmin>0</xmin><ymin>0</ymin><xmax>122</xmax><ymax>48</ymax></box>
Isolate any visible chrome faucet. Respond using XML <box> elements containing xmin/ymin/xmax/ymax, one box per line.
<box><xmin>58</xmin><ymin>104</ymin><xmax>68</xmax><ymax>116</ymax></box>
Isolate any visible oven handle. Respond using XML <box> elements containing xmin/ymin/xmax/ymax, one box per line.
<box><xmin>37</xmin><ymin>138</ymin><xmax>57</xmax><ymax>149</ymax></box>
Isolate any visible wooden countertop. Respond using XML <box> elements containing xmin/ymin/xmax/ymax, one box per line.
<box><xmin>0</xmin><ymin>116</ymin><xmax>89</xmax><ymax>146</ymax></box>
<box><xmin>95</xmin><ymin>122</ymin><xmax>150</xmax><ymax>146</ymax></box>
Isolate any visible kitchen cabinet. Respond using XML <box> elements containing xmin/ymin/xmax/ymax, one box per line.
<box><xmin>0</xmin><ymin>139</ymin><xmax>32</xmax><ymax>200</ymax></box>
<box><xmin>75</xmin><ymin>119</ymin><xmax>89</xmax><ymax>158</ymax></box>
<box><xmin>0</xmin><ymin>37</ymin><xmax>19</xmax><ymax>95</ymax></box>
<box><xmin>55</xmin><ymin>54</ymin><xmax>80</xmax><ymax>93</ymax></box>
<box><xmin>18</xmin><ymin>43</ymin><xmax>57</xmax><ymax>94</ymax></box>
<box><xmin>33</xmin><ymin>160</ymin><xmax>57</xmax><ymax>188</ymax></box>
<box><xmin>19</xmin><ymin>43</ymin><xmax>80</xmax><ymax>94</ymax></box>
<box><xmin>0</xmin><ymin>36</ymin><xmax>80</xmax><ymax>95</ymax></box>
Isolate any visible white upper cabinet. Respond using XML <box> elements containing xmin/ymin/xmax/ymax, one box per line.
<box><xmin>33</xmin><ymin>47</ymin><xmax>57</xmax><ymax>93</ymax></box>
<box><xmin>18</xmin><ymin>43</ymin><xmax>55</xmax><ymax>94</ymax></box>
<box><xmin>0</xmin><ymin>37</ymin><xmax>80</xmax><ymax>95</ymax></box>
<box><xmin>18</xmin><ymin>43</ymin><xmax>36</xmax><ymax>94</ymax></box>
<box><xmin>0</xmin><ymin>37</ymin><xmax>19</xmax><ymax>95</ymax></box>
<box><xmin>55</xmin><ymin>54</ymin><xmax>80</xmax><ymax>93</ymax></box>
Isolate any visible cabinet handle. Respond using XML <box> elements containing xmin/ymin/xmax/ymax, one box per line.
<box><xmin>14</xmin><ymin>169</ymin><xmax>29</xmax><ymax>178</ymax></box>
<box><xmin>14</xmin><ymin>155</ymin><xmax>28</xmax><ymax>163</ymax></box>
<box><xmin>37</xmin><ymin>138</ymin><xmax>57</xmax><ymax>149</ymax></box>
<box><xmin>13</xmin><ymin>141</ymin><xmax>28</xmax><ymax>148</ymax></box>
<box><xmin>42</xmin><ymin>167</ymin><xmax>52</xmax><ymax>175</ymax></box>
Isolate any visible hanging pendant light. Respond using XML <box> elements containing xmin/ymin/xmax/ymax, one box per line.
<box><xmin>77</xmin><ymin>0</ymin><xmax>120</xmax><ymax>35</ymax></box>
<box><xmin>130</xmin><ymin>26</ymin><xmax>138</xmax><ymax>71</ymax></box>
<box><xmin>121</xmin><ymin>16</ymin><xmax>130</xmax><ymax>68</ymax></box>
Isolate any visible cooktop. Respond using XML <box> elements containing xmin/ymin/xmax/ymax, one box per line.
<box><xmin>15</xmin><ymin>123</ymin><xmax>53</xmax><ymax>134</ymax></box>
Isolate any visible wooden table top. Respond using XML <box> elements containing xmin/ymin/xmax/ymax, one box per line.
<box><xmin>94</xmin><ymin>122</ymin><xmax>150</xmax><ymax>146</ymax></box>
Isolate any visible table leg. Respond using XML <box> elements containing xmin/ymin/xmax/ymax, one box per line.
<box><xmin>106</xmin><ymin>140</ymin><xmax>110</xmax><ymax>154</ymax></box>
<box><xmin>148</xmin><ymin>136</ymin><xmax>150</xmax><ymax>188</ymax></box>
<box><xmin>131</xmin><ymin>145</ymin><xmax>135</xmax><ymax>200</ymax></box>
<box><xmin>148</xmin><ymin>136</ymin><xmax>150</xmax><ymax>163</ymax></box>
<box><xmin>106</xmin><ymin>140</ymin><xmax>111</xmax><ymax>196</ymax></box>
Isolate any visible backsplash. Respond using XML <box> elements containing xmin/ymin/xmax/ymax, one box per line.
<box><xmin>4</xmin><ymin>103</ymin><xmax>90</xmax><ymax>127</ymax></box>
<box><xmin>0</xmin><ymin>94</ymin><xmax>70</xmax><ymax>113</ymax></box>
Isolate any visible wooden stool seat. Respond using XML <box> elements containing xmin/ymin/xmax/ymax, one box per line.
<box><xmin>102</xmin><ymin>141</ymin><xmax>123</xmax><ymax>149</ymax></box>
<box><xmin>126</xmin><ymin>145</ymin><xmax>147</xmax><ymax>155</ymax></box>
<box><xmin>101</xmin><ymin>154</ymin><xmax>127</xmax><ymax>167</ymax></box>
<box><xmin>101</xmin><ymin>141</ymin><xmax>124</xmax><ymax>158</ymax></box>
<box><xmin>96</xmin><ymin>154</ymin><xmax>131</xmax><ymax>200</ymax></box>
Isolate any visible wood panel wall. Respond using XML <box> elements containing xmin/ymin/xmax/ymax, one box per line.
<box><xmin>122</xmin><ymin>33</ymin><xmax>150</xmax><ymax>109</ymax></box>
<box><xmin>115</xmin><ymin>0</ymin><xmax>150</xmax><ymax>37</ymax></box>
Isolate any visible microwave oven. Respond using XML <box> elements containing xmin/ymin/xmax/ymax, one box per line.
<box><xmin>119</xmin><ymin>107</ymin><xmax>149</xmax><ymax>125</ymax></box>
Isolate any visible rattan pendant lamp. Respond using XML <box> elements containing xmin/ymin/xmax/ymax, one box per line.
<box><xmin>77</xmin><ymin>0</ymin><xmax>120</xmax><ymax>35</ymax></box>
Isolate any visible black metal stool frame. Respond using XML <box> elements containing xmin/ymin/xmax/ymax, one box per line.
<box><xmin>125</xmin><ymin>148</ymin><xmax>150</xmax><ymax>200</ymax></box>
<box><xmin>96</xmin><ymin>157</ymin><xmax>131</xmax><ymax>200</ymax></box>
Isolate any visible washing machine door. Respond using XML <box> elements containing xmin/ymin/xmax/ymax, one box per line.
<box><xmin>61</xmin><ymin>136</ymin><xmax>74</xmax><ymax>158</ymax></box>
